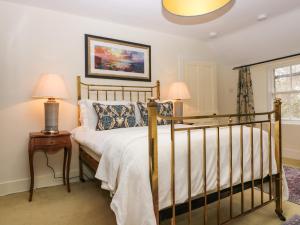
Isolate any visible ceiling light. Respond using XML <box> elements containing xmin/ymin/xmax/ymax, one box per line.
<box><xmin>162</xmin><ymin>0</ymin><xmax>233</xmax><ymax>17</ymax></box>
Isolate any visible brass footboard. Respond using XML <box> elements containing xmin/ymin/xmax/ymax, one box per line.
<box><xmin>147</xmin><ymin>99</ymin><xmax>285</xmax><ymax>225</ymax></box>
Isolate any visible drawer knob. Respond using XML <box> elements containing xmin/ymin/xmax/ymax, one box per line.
<box><xmin>50</xmin><ymin>140</ymin><xmax>55</xmax><ymax>144</ymax></box>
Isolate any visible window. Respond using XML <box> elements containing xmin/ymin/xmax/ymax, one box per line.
<box><xmin>273</xmin><ymin>63</ymin><xmax>300</xmax><ymax>121</ymax></box>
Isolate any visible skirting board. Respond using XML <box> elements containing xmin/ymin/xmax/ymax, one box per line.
<box><xmin>0</xmin><ymin>148</ymin><xmax>298</xmax><ymax>197</ymax></box>
<box><xmin>283</xmin><ymin>148</ymin><xmax>300</xmax><ymax>160</ymax></box>
<box><xmin>0</xmin><ymin>169</ymin><xmax>79</xmax><ymax>197</ymax></box>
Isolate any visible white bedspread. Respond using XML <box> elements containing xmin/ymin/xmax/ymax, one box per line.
<box><xmin>72</xmin><ymin>125</ymin><xmax>288</xmax><ymax>225</ymax></box>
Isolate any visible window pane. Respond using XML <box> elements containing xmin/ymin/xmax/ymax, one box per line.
<box><xmin>275</xmin><ymin>66</ymin><xmax>291</xmax><ymax>77</ymax></box>
<box><xmin>276</xmin><ymin>93</ymin><xmax>291</xmax><ymax>119</ymax></box>
<box><xmin>292</xmin><ymin>64</ymin><xmax>300</xmax><ymax>74</ymax></box>
<box><xmin>290</xmin><ymin>93</ymin><xmax>300</xmax><ymax>119</ymax></box>
<box><xmin>292</xmin><ymin>74</ymin><xmax>300</xmax><ymax>90</ymax></box>
<box><xmin>275</xmin><ymin>77</ymin><xmax>291</xmax><ymax>92</ymax></box>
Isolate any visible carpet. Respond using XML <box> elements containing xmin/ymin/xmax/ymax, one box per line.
<box><xmin>284</xmin><ymin>166</ymin><xmax>300</xmax><ymax>205</ymax></box>
<box><xmin>283</xmin><ymin>215</ymin><xmax>300</xmax><ymax>225</ymax></box>
<box><xmin>1</xmin><ymin>182</ymin><xmax>300</xmax><ymax>225</ymax></box>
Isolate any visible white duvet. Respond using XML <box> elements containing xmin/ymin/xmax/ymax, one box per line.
<box><xmin>72</xmin><ymin>125</ymin><xmax>288</xmax><ymax>225</ymax></box>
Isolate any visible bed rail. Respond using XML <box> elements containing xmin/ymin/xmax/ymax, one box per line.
<box><xmin>147</xmin><ymin>98</ymin><xmax>285</xmax><ymax>225</ymax></box>
<box><xmin>76</xmin><ymin>75</ymin><xmax>160</xmax><ymax>126</ymax></box>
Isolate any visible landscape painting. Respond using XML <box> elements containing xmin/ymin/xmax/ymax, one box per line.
<box><xmin>85</xmin><ymin>34</ymin><xmax>151</xmax><ymax>81</ymax></box>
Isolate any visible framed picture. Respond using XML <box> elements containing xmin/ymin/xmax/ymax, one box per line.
<box><xmin>85</xmin><ymin>34</ymin><xmax>151</xmax><ymax>81</ymax></box>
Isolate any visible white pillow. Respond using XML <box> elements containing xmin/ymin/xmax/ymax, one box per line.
<box><xmin>79</xmin><ymin>99</ymin><xmax>142</xmax><ymax>129</ymax></box>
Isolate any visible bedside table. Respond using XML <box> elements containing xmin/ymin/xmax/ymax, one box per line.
<box><xmin>28</xmin><ymin>131</ymin><xmax>72</xmax><ymax>201</ymax></box>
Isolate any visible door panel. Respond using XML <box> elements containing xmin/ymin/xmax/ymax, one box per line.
<box><xmin>183</xmin><ymin>62</ymin><xmax>218</xmax><ymax>116</ymax></box>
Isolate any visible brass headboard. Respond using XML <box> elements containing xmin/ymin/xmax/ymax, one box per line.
<box><xmin>76</xmin><ymin>75</ymin><xmax>160</xmax><ymax>125</ymax></box>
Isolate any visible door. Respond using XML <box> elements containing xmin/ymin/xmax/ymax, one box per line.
<box><xmin>183</xmin><ymin>61</ymin><xmax>218</xmax><ymax>116</ymax></box>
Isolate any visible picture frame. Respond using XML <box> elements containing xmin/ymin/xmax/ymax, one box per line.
<box><xmin>85</xmin><ymin>34</ymin><xmax>151</xmax><ymax>82</ymax></box>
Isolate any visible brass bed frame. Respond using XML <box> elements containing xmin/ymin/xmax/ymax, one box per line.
<box><xmin>76</xmin><ymin>76</ymin><xmax>285</xmax><ymax>225</ymax></box>
<box><xmin>76</xmin><ymin>76</ymin><xmax>161</xmax><ymax>179</ymax></box>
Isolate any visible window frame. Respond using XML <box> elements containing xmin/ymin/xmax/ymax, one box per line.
<box><xmin>270</xmin><ymin>61</ymin><xmax>300</xmax><ymax>124</ymax></box>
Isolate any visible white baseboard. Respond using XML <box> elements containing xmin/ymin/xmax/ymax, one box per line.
<box><xmin>283</xmin><ymin>148</ymin><xmax>300</xmax><ymax>160</ymax></box>
<box><xmin>0</xmin><ymin>169</ymin><xmax>79</xmax><ymax>197</ymax></box>
<box><xmin>1</xmin><ymin>148</ymin><xmax>297</xmax><ymax>197</ymax></box>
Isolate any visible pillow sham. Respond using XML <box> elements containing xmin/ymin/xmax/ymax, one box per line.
<box><xmin>137</xmin><ymin>101</ymin><xmax>173</xmax><ymax>126</ymax></box>
<box><xmin>92</xmin><ymin>103</ymin><xmax>136</xmax><ymax>131</ymax></box>
<box><xmin>79</xmin><ymin>99</ymin><xmax>142</xmax><ymax>129</ymax></box>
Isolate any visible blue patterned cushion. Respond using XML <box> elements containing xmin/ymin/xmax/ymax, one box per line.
<box><xmin>93</xmin><ymin>103</ymin><xmax>136</xmax><ymax>130</ymax></box>
<box><xmin>137</xmin><ymin>101</ymin><xmax>173</xmax><ymax>126</ymax></box>
<box><xmin>157</xmin><ymin>101</ymin><xmax>173</xmax><ymax>125</ymax></box>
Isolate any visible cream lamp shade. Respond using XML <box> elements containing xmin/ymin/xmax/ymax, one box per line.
<box><xmin>32</xmin><ymin>74</ymin><xmax>68</xmax><ymax>99</ymax></box>
<box><xmin>162</xmin><ymin>0</ymin><xmax>232</xmax><ymax>17</ymax></box>
<box><xmin>168</xmin><ymin>81</ymin><xmax>191</xmax><ymax>100</ymax></box>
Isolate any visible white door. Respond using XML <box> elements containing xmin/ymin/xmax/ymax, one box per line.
<box><xmin>183</xmin><ymin>61</ymin><xmax>218</xmax><ymax>116</ymax></box>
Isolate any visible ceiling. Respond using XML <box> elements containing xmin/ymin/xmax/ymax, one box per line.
<box><xmin>209</xmin><ymin>6</ymin><xmax>300</xmax><ymax>66</ymax></box>
<box><xmin>3</xmin><ymin>0</ymin><xmax>300</xmax><ymax>41</ymax></box>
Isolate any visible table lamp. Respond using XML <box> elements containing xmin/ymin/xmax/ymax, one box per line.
<box><xmin>32</xmin><ymin>74</ymin><xmax>68</xmax><ymax>134</ymax></box>
<box><xmin>168</xmin><ymin>81</ymin><xmax>191</xmax><ymax>118</ymax></box>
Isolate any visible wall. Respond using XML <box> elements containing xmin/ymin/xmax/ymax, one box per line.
<box><xmin>217</xmin><ymin>56</ymin><xmax>300</xmax><ymax>160</ymax></box>
<box><xmin>209</xmin><ymin>7</ymin><xmax>300</xmax><ymax>67</ymax></box>
<box><xmin>212</xmin><ymin>7</ymin><xmax>300</xmax><ymax>161</ymax></box>
<box><xmin>0</xmin><ymin>1</ymin><xmax>214</xmax><ymax>196</ymax></box>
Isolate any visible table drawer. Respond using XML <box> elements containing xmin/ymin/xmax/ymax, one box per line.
<box><xmin>34</xmin><ymin>136</ymin><xmax>67</xmax><ymax>146</ymax></box>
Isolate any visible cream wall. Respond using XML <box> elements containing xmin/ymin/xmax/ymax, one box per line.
<box><xmin>212</xmin><ymin>7</ymin><xmax>300</xmax><ymax>162</ymax></box>
<box><xmin>217</xmin><ymin>56</ymin><xmax>300</xmax><ymax>160</ymax></box>
<box><xmin>209</xmin><ymin>7</ymin><xmax>300</xmax><ymax>67</ymax></box>
<box><xmin>0</xmin><ymin>1</ymin><xmax>215</xmax><ymax>196</ymax></box>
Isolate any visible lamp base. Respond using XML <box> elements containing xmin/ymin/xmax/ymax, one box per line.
<box><xmin>41</xmin><ymin>130</ymin><xmax>59</xmax><ymax>135</ymax></box>
<box><xmin>44</xmin><ymin>98</ymin><xmax>59</xmax><ymax>134</ymax></box>
<box><xmin>173</xmin><ymin>100</ymin><xmax>183</xmax><ymax>123</ymax></box>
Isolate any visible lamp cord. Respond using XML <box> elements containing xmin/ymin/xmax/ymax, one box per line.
<box><xmin>43</xmin><ymin>151</ymin><xmax>93</xmax><ymax>181</ymax></box>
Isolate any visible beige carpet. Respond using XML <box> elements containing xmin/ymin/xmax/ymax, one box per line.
<box><xmin>0</xmin><ymin>181</ymin><xmax>299</xmax><ymax>225</ymax></box>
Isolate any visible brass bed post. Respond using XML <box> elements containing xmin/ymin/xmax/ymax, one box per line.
<box><xmin>76</xmin><ymin>75</ymin><xmax>85</xmax><ymax>182</ymax></box>
<box><xmin>147</xmin><ymin>99</ymin><xmax>159</xmax><ymax>224</ymax></box>
<box><xmin>170</xmin><ymin>120</ymin><xmax>176</xmax><ymax>225</ymax></box>
<box><xmin>156</xmin><ymin>80</ymin><xmax>160</xmax><ymax>100</ymax></box>
<box><xmin>77</xmin><ymin>75</ymin><xmax>81</xmax><ymax>126</ymax></box>
<box><xmin>203</xmin><ymin>128</ymin><xmax>207</xmax><ymax>225</ymax></box>
<box><xmin>273</xmin><ymin>99</ymin><xmax>286</xmax><ymax>221</ymax></box>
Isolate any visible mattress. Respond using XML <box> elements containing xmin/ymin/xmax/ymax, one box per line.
<box><xmin>79</xmin><ymin>144</ymin><xmax>101</xmax><ymax>162</ymax></box>
<box><xmin>71</xmin><ymin>126</ymin><xmax>104</xmax><ymax>157</ymax></box>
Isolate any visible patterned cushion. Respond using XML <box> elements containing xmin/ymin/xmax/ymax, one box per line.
<box><xmin>93</xmin><ymin>103</ymin><xmax>136</xmax><ymax>130</ymax></box>
<box><xmin>137</xmin><ymin>101</ymin><xmax>173</xmax><ymax>126</ymax></box>
<box><xmin>137</xmin><ymin>102</ymin><xmax>149</xmax><ymax>126</ymax></box>
<box><xmin>157</xmin><ymin>101</ymin><xmax>174</xmax><ymax>125</ymax></box>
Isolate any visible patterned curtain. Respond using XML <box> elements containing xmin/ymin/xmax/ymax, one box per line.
<box><xmin>237</xmin><ymin>67</ymin><xmax>255</xmax><ymax>122</ymax></box>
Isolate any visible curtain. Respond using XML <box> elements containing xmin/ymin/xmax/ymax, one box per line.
<box><xmin>237</xmin><ymin>67</ymin><xmax>255</xmax><ymax>122</ymax></box>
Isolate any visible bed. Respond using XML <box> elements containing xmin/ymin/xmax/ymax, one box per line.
<box><xmin>72</xmin><ymin>76</ymin><xmax>286</xmax><ymax>225</ymax></box>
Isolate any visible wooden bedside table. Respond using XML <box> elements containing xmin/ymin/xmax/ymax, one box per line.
<box><xmin>28</xmin><ymin>131</ymin><xmax>72</xmax><ymax>201</ymax></box>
